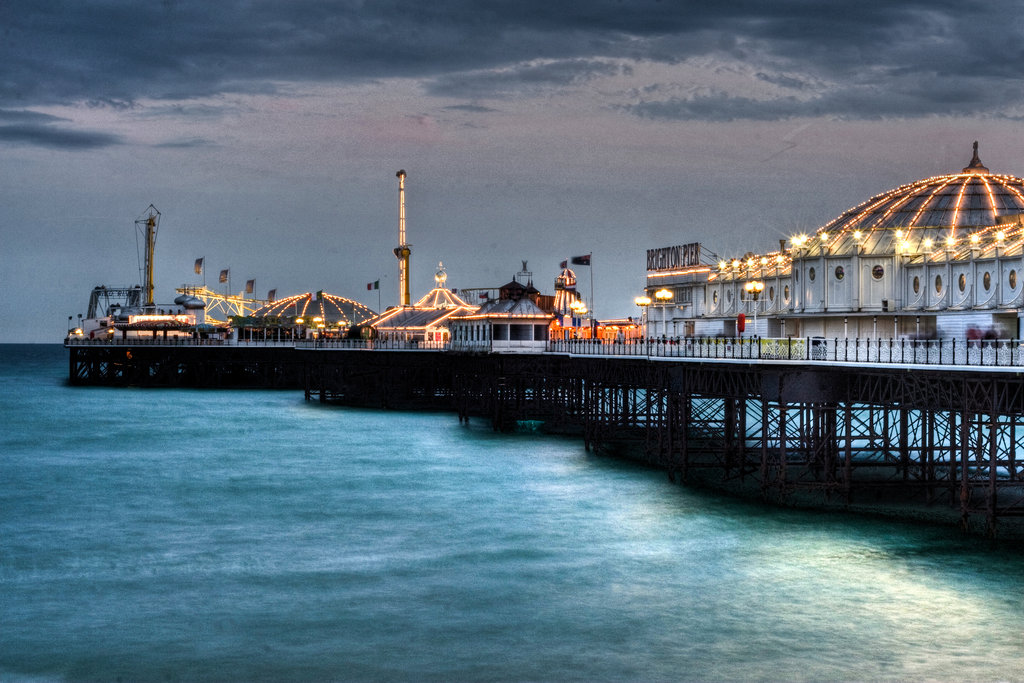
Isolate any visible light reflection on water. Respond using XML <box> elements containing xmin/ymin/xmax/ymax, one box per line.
<box><xmin>1</xmin><ymin>345</ymin><xmax>1023</xmax><ymax>681</ymax></box>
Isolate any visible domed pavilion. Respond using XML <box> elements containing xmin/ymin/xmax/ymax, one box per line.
<box><xmin>644</xmin><ymin>143</ymin><xmax>1024</xmax><ymax>341</ymax></box>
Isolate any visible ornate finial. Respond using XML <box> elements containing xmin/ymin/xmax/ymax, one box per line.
<box><xmin>434</xmin><ymin>261</ymin><xmax>447</xmax><ymax>287</ymax></box>
<box><xmin>962</xmin><ymin>140</ymin><xmax>989</xmax><ymax>174</ymax></box>
<box><xmin>521</xmin><ymin>260</ymin><xmax>528</xmax><ymax>272</ymax></box>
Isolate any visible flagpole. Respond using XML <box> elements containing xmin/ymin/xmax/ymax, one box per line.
<box><xmin>589</xmin><ymin>253</ymin><xmax>594</xmax><ymax>326</ymax></box>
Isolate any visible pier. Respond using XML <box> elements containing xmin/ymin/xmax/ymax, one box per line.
<box><xmin>66</xmin><ymin>336</ymin><xmax>1024</xmax><ymax>535</ymax></box>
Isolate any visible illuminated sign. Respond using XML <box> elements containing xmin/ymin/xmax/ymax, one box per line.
<box><xmin>128</xmin><ymin>314</ymin><xmax>192</xmax><ymax>324</ymax></box>
<box><xmin>647</xmin><ymin>243</ymin><xmax>702</xmax><ymax>272</ymax></box>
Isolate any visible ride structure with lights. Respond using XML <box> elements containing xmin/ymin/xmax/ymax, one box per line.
<box><xmin>644</xmin><ymin>143</ymin><xmax>1024</xmax><ymax>340</ymax></box>
<box><xmin>394</xmin><ymin>170</ymin><xmax>412</xmax><ymax>307</ymax></box>
<box><xmin>369</xmin><ymin>262</ymin><xmax>477</xmax><ymax>344</ymax></box>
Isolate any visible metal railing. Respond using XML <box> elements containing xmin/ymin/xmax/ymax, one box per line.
<box><xmin>65</xmin><ymin>337</ymin><xmax>229</xmax><ymax>347</ymax></box>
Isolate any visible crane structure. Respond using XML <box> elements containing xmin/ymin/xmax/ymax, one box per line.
<box><xmin>135</xmin><ymin>206</ymin><xmax>160</xmax><ymax>307</ymax></box>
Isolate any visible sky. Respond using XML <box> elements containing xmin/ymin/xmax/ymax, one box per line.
<box><xmin>3</xmin><ymin>0</ymin><xmax>1024</xmax><ymax>342</ymax></box>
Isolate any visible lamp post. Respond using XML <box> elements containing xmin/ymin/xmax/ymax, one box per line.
<box><xmin>570</xmin><ymin>299</ymin><xmax>587</xmax><ymax>338</ymax></box>
<box><xmin>744</xmin><ymin>280</ymin><xmax>764</xmax><ymax>337</ymax></box>
<box><xmin>654</xmin><ymin>288</ymin><xmax>672</xmax><ymax>337</ymax></box>
<box><xmin>634</xmin><ymin>296</ymin><xmax>651</xmax><ymax>339</ymax></box>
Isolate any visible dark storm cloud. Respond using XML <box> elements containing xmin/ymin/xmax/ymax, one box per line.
<box><xmin>627</xmin><ymin>75</ymin><xmax>1024</xmax><ymax>123</ymax></box>
<box><xmin>153</xmin><ymin>137</ymin><xmax>216</xmax><ymax>149</ymax></box>
<box><xmin>2</xmin><ymin>0</ymin><xmax>1022</xmax><ymax>121</ymax></box>
<box><xmin>0</xmin><ymin>109</ymin><xmax>69</xmax><ymax>123</ymax></box>
<box><xmin>0</xmin><ymin>108</ymin><xmax>122</xmax><ymax>149</ymax></box>
<box><xmin>443</xmin><ymin>104</ymin><xmax>501</xmax><ymax>114</ymax></box>
<box><xmin>0</xmin><ymin>124</ymin><xmax>120</xmax><ymax>148</ymax></box>
<box><xmin>427</xmin><ymin>59</ymin><xmax>629</xmax><ymax>98</ymax></box>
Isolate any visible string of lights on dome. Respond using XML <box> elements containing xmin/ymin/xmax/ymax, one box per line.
<box><xmin>250</xmin><ymin>291</ymin><xmax>376</xmax><ymax>326</ymax></box>
<box><xmin>712</xmin><ymin>145</ymin><xmax>1024</xmax><ymax>277</ymax></box>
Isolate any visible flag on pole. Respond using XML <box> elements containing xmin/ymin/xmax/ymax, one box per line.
<box><xmin>367</xmin><ymin>280</ymin><xmax>379</xmax><ymax>291</ymax></box>
<box><xmin>570</xmin><ymin>254</ymin><xmax>591</xmax><ymax>266</ymax></box>
<box><xmin>267</xmin><ymin>289</ymin><xmax>277</xmax><ymax>302</ymax></box>
<box><xmin>194</xmin><ymin>257</ymin><xmax>204</xmax><ymax>275</ymax></box>
<box><xmin>219</xmin><ymin>268</ymin><xmax>229</xmax><ymax>283</ymax></box>
<box><xmin>559</xmin><ymin>260</ymin><xmax>568</xmax><ymax>269</ymax></box>
<box><xmin>245</xmin><ymin>279</ymin><xmax>254</xmax><ymax>294</ymax></box>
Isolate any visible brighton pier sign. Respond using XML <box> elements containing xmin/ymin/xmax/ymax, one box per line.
<box><xmin>647</xmin><ymin>243</ymin><xmax>702</xmax><ymax>272</ymax></box>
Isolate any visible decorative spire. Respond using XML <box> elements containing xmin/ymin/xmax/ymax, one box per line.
<box><xmin>962</xmin><ymin>140</ymin><xmax>989</xmax><ymax>174</ymax></box>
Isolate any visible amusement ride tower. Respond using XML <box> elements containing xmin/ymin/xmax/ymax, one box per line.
<box><xmin>394</xmin><ymin>170</ymin><xmax>412</xmax><ymax>306</ymax></box>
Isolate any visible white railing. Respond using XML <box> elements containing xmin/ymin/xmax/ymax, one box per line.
<box><xmin>67</xmin><ymin>334</ymin><xmax>1024</xmax><ymax>368</ymax></box>
<box><xmin>295</xmin><ymin>338</ymin><xmax>448</xmax><ymax>351</ymax></box>
<box><xmin>548</xmin><ymin>337</ymin><xmax>1024</xmax><ymax>368</ymax></box>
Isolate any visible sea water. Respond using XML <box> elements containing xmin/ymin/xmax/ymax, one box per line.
<box><xmin>2</xmin><ymin>344</ymin><xmax>1023</xmax><ymax>682</ymax></box>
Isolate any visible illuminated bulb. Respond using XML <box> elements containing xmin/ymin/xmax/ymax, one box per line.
<box><xmin>820</xmin><ymin>232</ymin><xmax>828</xmax><ymax>242</ymax></box>
<box><xmin>945</xmin><ymin>235</ymin><xmax>955</xmax><ymax>247</ymax></box>
<box><xmin>923</xmin><ymin>238</ymin><xmax>934</xmax><ymax>250</ymax></box>
<box><xmin>732</xmin><ymin>259</ymin><xmax>740</xmax><ymax>269</ymax></box>
<box><xmin>895</xmin><ymin>229</ymin><xmax>904</xmax><ymax>239</ymax></box>
<box><xmin>853</xmin><ymin>230</ymin><xmax>862</xmax><ymax>241</ymax></box>
<box><xmin>776</xmin><ymin>255</ymin><xmax>785</xmax><ymax>264</ymax></box>
<box><xmin>746</xmin><ymin>258</ymin><xmax>755</xmax><ymax>268</ymax></box>
<box><xmin>970</xmin><ymin>234</ymin><xmax>981</xmax><ymax>245</ymax></box>
<box><xmin>719</xmin><ymin>260</ymin><xmax>728</xmax><ymax>271</ymax></box>
<box><xmin>996</xmin><ymin>230</ymin><xmax>1006</xmax><ymax>242</ymax></box>
<box><xmin>760</xmin><ymin>256</ymin><xmax>768</xmax><ymax>266</ymax></box>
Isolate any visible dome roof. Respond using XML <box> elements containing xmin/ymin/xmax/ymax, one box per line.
<box><xmin>793</xmin><ymin>143</ymin><xmax>1024</xmax><ymax>260</ymax></box>
<box><xmin>251</xmin><ymin>292</ymin><xmax>376</xmax><ymax>326</ymax></box>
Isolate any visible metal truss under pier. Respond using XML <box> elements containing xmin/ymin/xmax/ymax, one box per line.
<box><xmin>304</xmin><ymin>350</ymin><xmax>1024</xmax><ymax>536</ymax></box>
<box><xmin>67</xmin><ymin>344</ymin><xmax>304</xmax><ymax>388</ymax></box>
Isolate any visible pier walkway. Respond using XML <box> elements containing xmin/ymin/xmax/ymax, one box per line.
<box><xmin>67</xmin><ymin>334</ymin><xmax>1024</xmax><ymax>371</ymax></box>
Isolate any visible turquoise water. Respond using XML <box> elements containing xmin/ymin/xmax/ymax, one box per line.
<box><xmin>2</xmin><ymin>344</ymin><xmax>1023</xmax><ymax>682</ymax></box>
